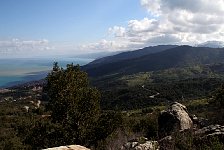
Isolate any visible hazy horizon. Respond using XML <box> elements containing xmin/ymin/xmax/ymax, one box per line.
<box><xmin>0</xmin><ymin>57</ymin><xmax>93</xmax><ymax>87</ymax></box>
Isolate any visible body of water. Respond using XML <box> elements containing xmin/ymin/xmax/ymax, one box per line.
<box><xmin>0</xmin><ymin>57</ymin><xmax>93</xmax><ymax>87</ymax></box>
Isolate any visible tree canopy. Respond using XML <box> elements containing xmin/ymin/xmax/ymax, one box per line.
<box><xmin>44</xmin><ymin>63</ymin><xmax>101</xmax><ymax>144</ymax></box>
<box><xmin>214</xmin><ymin>84</ymin><xmax>224</xmax><ymax>108</ymax></box>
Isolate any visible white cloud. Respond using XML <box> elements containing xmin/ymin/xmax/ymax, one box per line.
<box><xmin>141</xmin><ymin>0</ymin><xmax>224</xmax><ymax>35</ymax></box>
<box><xmin>81</xmin><ymin>0</ymin><xmax>224</xmax><ymax>51</ymax></box>
<box><xmin>0</xmin><ymin>39</ymin><xmax>53</xmax><ymax>58</ymax></box>
<box><xmin>128</xmin><ymin>18</ymin><xmax>159</xmax><ymax>33</ymax></box>
<box><xmin>140</xmin><ymin>0</ymin><xmax>161</xmax><ymax>16</ymax></box>
<box><xmin>0</xmin><ymin>39</ymin><xmax>95</xmax><ymax>58</ymax></box>
<box><xmin>0</xmin><ymin>39</ymin><xmax>49</xmax><ymax>50</ymax></box>
<box><xmin>79</xmin><ymin>39</ymin><xmax>131</xmax><ymax>51</ymax></box>
<box><xmin>108</xmin><ymin>26</ymin><xmax>126</xmax><ymax>37</ymax></box>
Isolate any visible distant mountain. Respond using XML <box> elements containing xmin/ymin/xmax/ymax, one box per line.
<box><xmin>73</xmin><ymin>51</ymin><xmax>122</xmax><ymax>59</ymax></box>
<box><xmin>83</xmin><ymin>46</ymin><xmax>224</xmax><ymax>77</ymax></box>
<box><xmin>197</xmin><ymin>41</ymin><xmax>224</xmax><ymax>48</ymax></box>
<box><xmin>85</xmin><ymin>45</ymin><xmax>177</xmax><ymax>68</ymax></box>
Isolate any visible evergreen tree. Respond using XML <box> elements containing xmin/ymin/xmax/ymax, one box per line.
<box><xmin>44</xmin><ymin>62</ymin><xmax>101</xmax><ymax>144</ymax></box>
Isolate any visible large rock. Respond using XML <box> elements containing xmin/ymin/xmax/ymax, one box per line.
<box><xmin>42</xmin><ymin>145</ymin><xmax>90</xmax><ymax>150</ymax></box>
<box><xmin>121</xmin><ymin>140</ymin><xmax>159</xmax><ymax>150</ymax></box>
<box><xmin>158</xmin><ymin>102</ymin><xmax>193</xmax><ymax>138</ymax></box>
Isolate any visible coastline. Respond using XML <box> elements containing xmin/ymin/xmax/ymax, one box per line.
<box><xmin>0</xmin><ymin>57</ymin><xmax>94</xmax><ymax>88</ymax></box>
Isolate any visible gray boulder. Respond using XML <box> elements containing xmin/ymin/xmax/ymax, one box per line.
<box><xmin>158</xmin><ymin>102</ymin><xmax>193</xmax><ymax>138</ymax></box>
<box><xmin>121</xmin><ymin>140</ymin><xmax>159</xmax><ymax>150</ymax></box>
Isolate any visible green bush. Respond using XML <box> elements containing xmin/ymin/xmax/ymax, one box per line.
<box><xmin>214</xmin><ymin>85</ymin><xmax>224</xmax><ymax>108</ymax></box>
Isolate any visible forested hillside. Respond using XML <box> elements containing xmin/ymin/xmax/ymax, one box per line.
<box><xmin>83</xmin><ymin>46</ymin><xmax>224</xmax><ymax>77</ymax></box>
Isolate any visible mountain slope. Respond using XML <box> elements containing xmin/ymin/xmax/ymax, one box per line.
<box><xmin>83</xmin><ymin>46</ymin><xmax>224</xmax><ymax>77</ymax></box>
<box><xmin>86</xmin><ymin>45</ymin><xmax>177</xmax><ymax>66</ymax></box>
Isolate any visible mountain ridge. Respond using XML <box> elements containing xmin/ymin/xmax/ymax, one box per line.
<box><xmin>86</xmin><ymin>45</ymin><xmax>178</xmax><ymax>66</ymax></box>
<box><xmin>83</xmin><ymin>45</ymin><xmax>224</xmax><ymax>77</ymax></box>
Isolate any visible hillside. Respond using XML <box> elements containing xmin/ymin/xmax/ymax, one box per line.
<box><xmin>83</xmin><ymin>45</ymin><xmax>224</xmax><ymax>110</ymax></box>
<box><xmin>84</xmin><ymin>45</ymin><xmax>177</xmax><ymax>67</ymax></box>
<box><xmin>83</xmin><ymin>46</ymin><xmax>224</xmax><ymax>77</ymax></box>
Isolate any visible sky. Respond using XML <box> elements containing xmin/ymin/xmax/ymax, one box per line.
<box><xmin>1</xmin><ymin>0</ymin><xmax>224</xmax><ymax>58</ymax></box>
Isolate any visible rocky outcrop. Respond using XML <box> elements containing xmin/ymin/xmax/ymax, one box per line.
<box><xmin>158</xmin><ymin>102</ymin><xmax>193</xmax><ymax>138</ymax></box>
<box><xmin>121</xmin><ymin>140</ymin><xmax>159</xmax><ymax>150</ymax></box>
<box><xmin>42</xmin><ymin>145</ymin><xmax>90</xmax><ymax>150</ymax></box>
<box><xmin>191</xmin><ymin>115</ymin><xmax>209</xmax><ymax>128</ymax></box>
<box><xmin>195</xmin><ymin>124</ymin><xmax>224</xmax><ymax>141</ymax></box>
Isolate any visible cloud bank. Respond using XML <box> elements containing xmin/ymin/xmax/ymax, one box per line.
<box><xmin>0</xmin><ymin>39</ymin><xmax>87</xmax><ymax>58</ymax></box>
<box><xmin>0</xmin><ymin>39</ymin><xmax>53</xmax><ymax>58</ymax></box>
<box><xmin>82</xmin><ymin>0</ymin><xmax>224</xmax><ymax>51</ymax></box>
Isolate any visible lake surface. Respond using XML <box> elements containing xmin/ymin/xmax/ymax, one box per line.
<box><xmin>0</xmin><ymin>57</ymin><xmax>93</xmax><ymax>87</ymax></box>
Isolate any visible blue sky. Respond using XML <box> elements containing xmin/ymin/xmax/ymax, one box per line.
<box><xmin>0</xmin><ymin>0</ymin><xmax>224</xmax><ymax>58</ymax></box>
<box><xmin>0</xmin><ymin>0</ymin><xmax>146</xmax><ymax>43</ymax></box>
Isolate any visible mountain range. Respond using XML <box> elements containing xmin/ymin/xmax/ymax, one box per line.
<box><xmin>197</xmin><ymin>41</ymin><xmax>224</xmax><ymax>48</ymax></box>
<box><xmin>83</xmin><ymin>45</ymin><xmax>224</xmax><ymax>77</ymax></box>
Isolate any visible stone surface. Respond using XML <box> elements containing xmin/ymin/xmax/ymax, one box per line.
<box><xmin>195</xmin><ymin>124</ymin><xmax>224</xmax><ymax>136</ymax></box>
<box><xmin>158</xmin><ymin>102</ymin><xmax>193</xmax><ymax>138</ymax></box>
<box><xmin>158</xmin><ymin>136</ymin><xmax>174</xmax><ymax>150</ymax></box>
<box><xmin>42</xmin><ymin>145</ymin><xmax>90</xmax><ymax>150</ymax></box>
<box><xmin>121</xmin><ymin>140</ymin><xmax>159</xmax><ymax>150</ymax></box>
<box><xmin>194</xmin><ymin>124</ymin><xmax>224</xmax><ymax>146</ymax></box>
